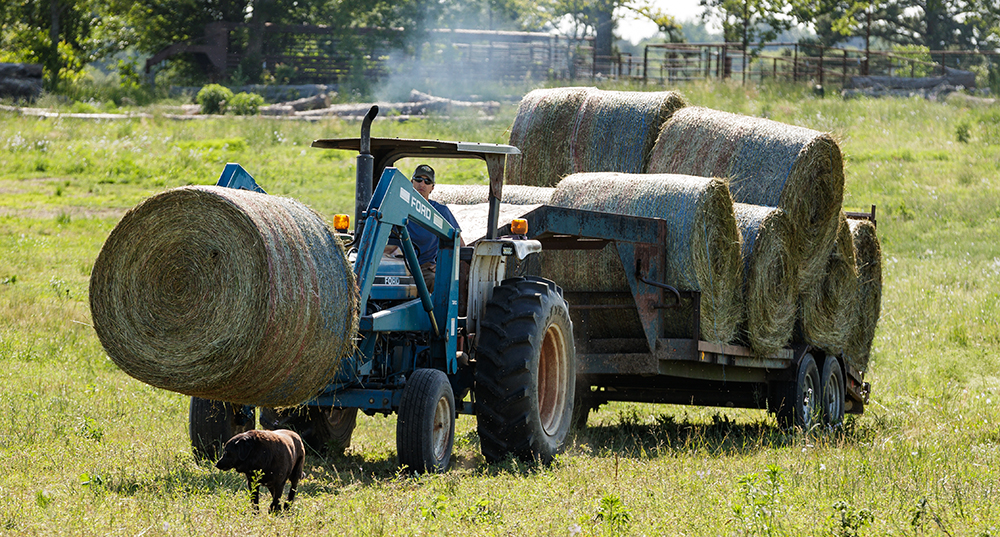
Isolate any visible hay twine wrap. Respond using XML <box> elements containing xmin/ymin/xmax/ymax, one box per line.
<box><xmin>798</xmin><ymin>212</ymin><xmax>858</xmax><ymax>355</ymax></box>
<box><xmin>844</xmin><ymin>218</ymin><xmax>882</xmax><ymax>373</ymax></box>
<box><xmin>89</xmin><ymin>186</ymin><xmax>359</xmax><ymax>407</ymax></box>
<box><xmin>432</xmin><ymin>184</ymin><xmax>555</xmax><ymax>205</ymax></box>
<box><xmin>506</xmin><ymin>87</ymin><xmax>686</xmax><ymax>187</ymax></box>
<box><xmin>734</xmin><ymin>203</ymin><xmax>800</xmax><ymax>357</ymax></box>
<box><xmin>550</xmin><ymin>173</ymin><xmax>743</xmax><ymax>344</ymax></box>
<box><xmin>648</xmin><ymin>106</ymin><xmax>844</xmax><ymax>294</ymax></box>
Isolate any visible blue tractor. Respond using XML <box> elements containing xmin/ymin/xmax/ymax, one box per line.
<box><xmin>191</xmin><ymin>106</ymin><xmax>577</xmax><ymax>471</ymax></box>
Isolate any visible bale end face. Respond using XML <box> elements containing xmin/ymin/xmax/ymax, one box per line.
<box><xmin>90</xmin><ymin>186</ymin><xmax>359</xmax><ymax>407</ymax></box>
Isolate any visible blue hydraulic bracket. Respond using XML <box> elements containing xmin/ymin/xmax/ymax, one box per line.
<box><xmin>216</xmin><ymin>163</ymin><xmax>266</xmax><ymax>193</ymax></box>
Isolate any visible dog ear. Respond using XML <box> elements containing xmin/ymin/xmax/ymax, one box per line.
<box><xmin>236</xmin><ymin>437</ymin><xmax>254</xmax><ymax>461</ymax></box>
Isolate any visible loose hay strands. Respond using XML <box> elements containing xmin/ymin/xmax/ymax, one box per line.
<box><xmin>734</xmin><ymin>204</ymin><xmax>800</xmax><ymax>357</ymax></box>
<box><xmin>844</xmin><ymin>218</ymin><xmax>882</xmax><ymax>373</ymax></box>
<box><xmin>506</xmin><ymin>88</ymin><xmax>686</xmax><ymax>187</ymax></box>
<box><xmin>550</xmin><ymin>173</ymin><xmax>743</xmax><ymax>344</ymax></box>
<box><xmin>432</xmin><ymin>184</ymin><xmax>554</xmax><ymax>205</ymax></box>
<box><xmin>648</xmin><ymin>106</ymin><xmax>844</xmax><ymax>293</ymax></box>
<box><xmin>89</xmin><ymin>186</ymin><xmax>359</xmax><ymax>407</ymax></box>
<box><xmin>798</xmin><ymin>212</ymin><xmax>858</xmax><ymax>355</ymax></box>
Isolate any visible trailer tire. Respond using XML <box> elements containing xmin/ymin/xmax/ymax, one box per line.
<box><xmin>820</xmin><ymin>355</ymin><xmax>845</xmax><ymax>427</ymax></box>
<box><xmin>397</xmin><ymin>368</ymin><xmax>455</xmax><ymax>473</ymax></box>
<box><xmin>475</xmin><ymin>277</ymin><xmax>575</xmax><ymax>464</ymax></box>
<box><xmin>775</xmin><ymin>353</ymin><xmax>821</xmax><ymax>430</ymax></box>
<box><xmin>189</xmin><ymin>397</ymin><xmax>255</xmax><ymax>460</ymax></box>
<box><xmin>260</xmin><ymin>406</ymin><xmax>357</xmax><ymax>455</ymax></box>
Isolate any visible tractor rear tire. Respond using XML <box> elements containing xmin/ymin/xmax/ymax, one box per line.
<box><xmin>475</xmin><ymin>276</ymin><xmax>576</xmax><ymax>464</ymax></box>
<box><xmin>260</xmin><ymin>405</ymin><xmax>358</xmax><ymax>455</ymax></box>
<box><xmin>820</xmin><ymin>355</ymin><xmax>846</xmax><ymax>427</ymax></box>
<box><xmin>775</xmin><ymin>353</ymin><xmax>822</xmax><ymax>430</ymax></box>
<box><xmin>189</xmin><ymin>397</ymin><xmax>255</xmax><ymax>460</ymax></box>
<box><xmin>397</xmin><ymin>368</ymin><xmax>456</xmax><ymax>473</ymax></box>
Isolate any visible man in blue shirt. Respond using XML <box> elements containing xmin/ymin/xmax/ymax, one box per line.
<box><xmin>388</xmin><ymin>164</ymin><xmax>463</xmax><ymax>292</ymax></box>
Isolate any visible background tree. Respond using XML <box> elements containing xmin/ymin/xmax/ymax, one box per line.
<box><xmin>0</xmin><ymin>0</ymin><xmax>102</xmax><ymax>89</ymax></box>
<box><xmin>797</xmin><ymin>0</ymin><xmax>982</xmax><ymax>50</ymax></box>
<box><xmin>114</xmin><ymin>0</ymin><xmax>438</xmax><ymax>84</ymax></box>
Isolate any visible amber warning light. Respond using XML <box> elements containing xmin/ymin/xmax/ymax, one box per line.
<box><xmin>333</xmin><ymin>214</ymin><xmax>351</xmax><ymax>233</ymax></box>
<box><xmin>510</xmin><ymin>218</ymin><xmax>528</xmax><ymax>235</ymax></box>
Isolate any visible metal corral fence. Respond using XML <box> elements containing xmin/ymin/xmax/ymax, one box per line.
<box><xmin>410</xmin><ymin>30</ymin><xmax>593</xmax><ymax>81</ymax></box>
<box><xmin>633</xmin><ymin>42</ymin><xmax>1000</xmax><ymax>88</ymax></box>
<box><xmin>146</xmin><ymin>23</ymin><xmax>595</xmax><ymax>84</ymax></box>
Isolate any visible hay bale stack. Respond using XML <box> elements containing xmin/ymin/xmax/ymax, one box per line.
<box><xmin>734</xmin><ymin>204</ymin><xmax>800</xmax><ymax>357</ymax></box>
<box><xmin>647</xmin><ymin>106</ymin><xmax>844</xmax><ymax>294</ymax></box>
<box><xmin>549</xmin><ymin>173</ymin><xmax>743</xmax><ymax>344</ymax></box>
<box><xmin>844</xmin><ymin>219</ymin><xmax>882</xmax><ymax>373</ymax></box>
<box><xmin>90</xmin><ymin>186</ymin><xmax>359</xmax><ymax>407</ymax></box>
<box><xmin>506</xmin><ymin>88</ymin><xmax>686</xmax><ymax>187</ymax></box>
<box><xmin>432</xmin><ymin>184</ymin><xmax>554</xmax><ymax>205</ymax></box>
<box><xmin>798</xmin><ymin>212</ymin><xmax>858</xmax><ymax>355</ymax></box>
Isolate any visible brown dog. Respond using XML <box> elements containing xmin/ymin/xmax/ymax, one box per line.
<box><xmin>215</xmin><ymin>429</ymin><xmax>305</xmax><ymax>512</ymax></box>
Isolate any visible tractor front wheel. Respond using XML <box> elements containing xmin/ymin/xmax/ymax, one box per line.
<box><xmin>397</xmin><ymin>368</ymin><xmax>456</xmax><ymax>473</ymax></box>
<box><xmin>475</xmin><ymin>277</ymin><xmax>576</xmax><ymax>464</ymax></box>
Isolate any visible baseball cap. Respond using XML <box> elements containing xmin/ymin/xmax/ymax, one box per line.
<box><xmin>412</xmin><ymin>164</ymin><xmax>435</xmax><ymax>184</ymax></box>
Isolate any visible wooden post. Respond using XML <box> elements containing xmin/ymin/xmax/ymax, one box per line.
<box><xmin>793</xmin><ymin>44</ymin><xmax>798</xmax><ymax>82</ymax></box>
<box><xmin>643</xmin><ymin>46</ymin><xmax>648</xmax><ymax>85</ymax></box>
<box><xmin>843</xmin><ymin>49</ymin><xmax>847</xmax><ymax>86</ymax></box>
<box><xmin>818</xmin><ymin>46</ymin><xmax>824</xmax><ymax>86</ymax></box>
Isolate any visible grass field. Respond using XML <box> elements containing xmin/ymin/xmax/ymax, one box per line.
<box><xmin>2</xmin><ymin>80</ymin><xmax>1000</xmax><ymax>535</ymax></box>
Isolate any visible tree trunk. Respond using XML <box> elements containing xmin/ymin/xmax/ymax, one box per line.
<box><xmin>594</xmin><ymin>7</ymin><xmax>613</xmax><ymax>75</ymax></box>
<box><xmin>48</xmin><ymin>0</ymin><xmax>61</xmax><ymax>89</ymax></box>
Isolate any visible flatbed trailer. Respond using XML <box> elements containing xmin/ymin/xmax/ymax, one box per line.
<box><xmin>501</xmin><ymin>203</ymin><xmax>872</xmax><ymax>428</ymax></box>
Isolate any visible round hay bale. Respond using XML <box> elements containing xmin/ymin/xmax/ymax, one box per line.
<box><xmin>432</xmin><ymin>184</ymin><xmax>554</xmax><ymax>205</ymax></box>
<box><xmin>648</xmin><ymin>106</ymin><xmax>844</xmax><ymax>294</ymax></box>
<box><xmin>798</xmin><ymin>212</ymin><xmax>858</xmax><ymax>355</ymax></box>
<box><xmin>570</xmin><ymin>89</ymin><xmax>687</xmax><ymax>175</ymax></box>
<box><xmin>506</xmin><ymin>87</ymin><xmax>592</xmax><ymax>187</ymax></box>
<box><xmin>548</xmin><ymin>173</ymin><xmax>743</xmax><ymax>344</ymax></box>
<box><xmin>844</xmin><ymin>218</ymin><xmax>882</xmax><ymax>373</ymax></box>
<box><xmin>734</xmin><ymin>204</ymin><xmax>800</xmax><ymax>357</ymax></box>
<box><xmin>89</xmin><ymin>186</ymin><xmax>359</xmax><ymax>407</ymax></box>
<box><xmin>506</xmin><ymin>88</ymin><xmax>686</xmax><ymax>187</ymax></box>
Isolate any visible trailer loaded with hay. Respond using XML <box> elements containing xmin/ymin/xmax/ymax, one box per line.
<box><xmin>90</xmin><ymin>91</ymin><xmax>880</xmax><ymax>473</ymax></box>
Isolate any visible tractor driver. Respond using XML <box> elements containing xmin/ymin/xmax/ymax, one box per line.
<box><xmin>385</xmin><ymin>164</ymin><xmax>464</xmax><ymax>292</ymax></box>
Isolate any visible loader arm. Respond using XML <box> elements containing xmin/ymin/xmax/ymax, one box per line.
<box><xmin>352</xmin><ymin>166</ymin><xmax>462</xmax><ymax>373</ymax></box>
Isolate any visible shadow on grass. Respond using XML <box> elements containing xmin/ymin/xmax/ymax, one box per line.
<box><xmin>107</xmin><ymin>411</ymin><xmax>880</xmax><ymax>500</ymax></box>
<box><xmin>572</xmin><ymin>409</ymin><xmax>879</xmax><ymax>459</ymax></box>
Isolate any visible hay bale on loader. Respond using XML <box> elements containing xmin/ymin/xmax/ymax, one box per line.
<box><xmin>844</xmin><ymin>218</ymin><xmax>882</xmax><ymax>373</ymax></box>
<box><xmin>647</xmin><ymin>106</ymin><xmax>844</xmax><ymax>295</ymax></box>
<box><xmin>734</xmin><ymin>204</ymin><xmax>800</xmax><ymax>357</ymax></box>
<box><xmin>90</xmin><ymin>186</ymin><xmax>359</xmax><ymax>407</ymax></box>
<box><xmin>797</xmin><ymin>212</ymin><xmax>858</xmax><ymax>355</ymax></box>
<box><xmin>547</xmin><ymin>173</ymin><xmax>743</xmax><ymax>344</ymax></box>
<box><xmin>506</xmin><ymin>87</ymin><xmax>686</xmax><ymax>187</ymax></box>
